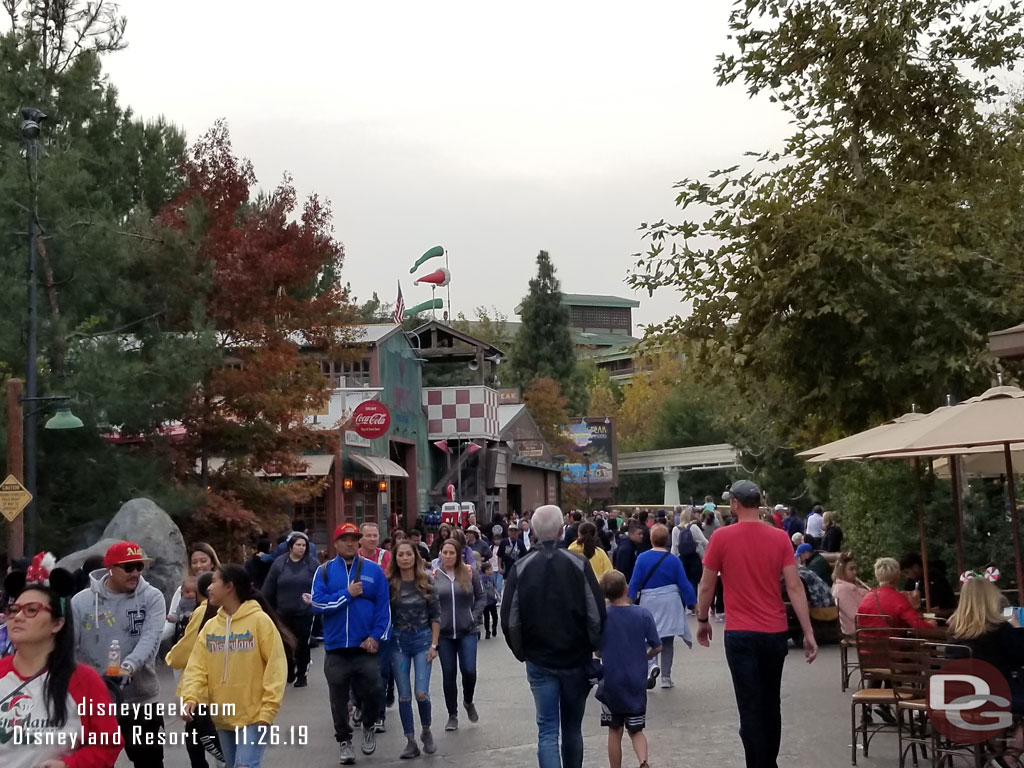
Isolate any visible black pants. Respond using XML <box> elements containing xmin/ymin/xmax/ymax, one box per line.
<box><xmin>184</xmin><ymin>714</ymin><xmax>223</xmax><ymax>768</ymax></box>
<box><xmin>325</xmin><ymin>650</ymin><xmax>383</xmax><ymax>743</ymax></box>
<box><xmin>483</xmin><ymin>605</ymin><xmax>498</xmax><ymax>635</ymax></box>
<box><xmin>117</xmin><ymin>711</ymin><xmax>165</xmax><ymax>768</ymax></box>
<box><xmin>282</xmin><ymin>613</ymin><xmax>314</xmax><ymax>682</ymax></box>
<box><xmin>724</xmin><ymin>630</ymin><xmax>788</xmax><ymax>768</ymax></box>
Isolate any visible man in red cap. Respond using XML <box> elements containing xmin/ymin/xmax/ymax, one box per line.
<box><xmin>312</xmin><ymin>522</ymin><xmax>392</xmax><ymax>764</ymax></box>
<box><xmin>70</xmin><ymin>541</ymin><xmax>167</xmax><ymax>768</ymax></box>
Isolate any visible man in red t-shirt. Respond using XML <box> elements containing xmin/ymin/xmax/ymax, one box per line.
<box><xmin>696</xmin><ymin>480</ymin><xmax>816</xmax><ymax>768</ymax></box>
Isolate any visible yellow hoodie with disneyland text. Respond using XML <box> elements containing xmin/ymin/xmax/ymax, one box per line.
<box><xmin>180</xmin><ymin>599</ymin><xmax>287</xmax><ymax>728</ymax></box>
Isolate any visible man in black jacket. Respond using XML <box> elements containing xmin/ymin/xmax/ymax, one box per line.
<box><xmin>501</xmin><ymin>505</ymin><xmax>605</xmax><ymax>768</ymax></box>
<box><xmin>612</xmin><ymin>521</ymin><xmax>645</xmax><ymax>582</ymax></box>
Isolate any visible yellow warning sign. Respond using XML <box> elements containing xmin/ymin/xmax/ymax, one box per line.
<box><xmin>0</xmin><ymin>474</ymin><xmax>32</xmax><ymax>522</ymax></box>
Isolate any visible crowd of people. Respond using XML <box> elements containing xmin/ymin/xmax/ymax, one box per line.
<box><xmin>0</xmin><ymin>485</ymin><xmax>1020</xmax><ymax>768</ymax></box>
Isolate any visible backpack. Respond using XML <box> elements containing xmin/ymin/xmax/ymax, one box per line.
<box><xmin>677</xmin><ymin>524</ymin><xmax>697</xmax><ymax>558</ymax></box>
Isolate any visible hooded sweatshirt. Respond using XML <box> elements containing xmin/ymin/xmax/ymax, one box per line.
<box><xmin>165</xmin><ymin>599</ymin><xmax>211</xmax><ymax>697</ymax></box>
<box><xmin>70</xmin><ymin>569</ymin><xmax>166</xmax><ymax>703</ymax></box>
<box><xmin>179</xmin><ymin>600</ymin><xmax>287</xmax><ymax>729</ymax></box>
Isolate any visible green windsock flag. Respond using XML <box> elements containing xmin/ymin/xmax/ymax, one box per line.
<box><xmin>404</xmin><ymin>298</ymin><xmax>443</xmax><ymax>316</ymax></box>
<box><xmin>410</xmin><ymin>245</ymin><xmax>444</xmax><ymax>273</ymax></box>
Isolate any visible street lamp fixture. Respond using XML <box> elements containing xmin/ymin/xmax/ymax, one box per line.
<box><xmin>20</xmin><ymin>108</ymin><xmax>46</xmax><ymax>139</ymax></box>
<box><xmin>44</xmin><ymin>405</ymin><xmax>84</xmax><ymax>430</ymax></box>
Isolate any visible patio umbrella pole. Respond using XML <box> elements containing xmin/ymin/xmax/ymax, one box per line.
<box><xmin>1004</xmin><ymin>442</ymin><xmax>1024</xmax><ymax>605</ymax></box>
<box><xmin>948</xmin><ymin>454</ymin><xmax>965</xmax><ymax>576</ymax></box>
<box><xmin>914</xmin><ymin>457</ymin><xmax>933</xmax><ymax>611</ymax></box>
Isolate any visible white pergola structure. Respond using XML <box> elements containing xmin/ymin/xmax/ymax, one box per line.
<box><xmin>617</xmin><ymin>444</ymin><xmax>741</xmax><ymax>505</ymax></box>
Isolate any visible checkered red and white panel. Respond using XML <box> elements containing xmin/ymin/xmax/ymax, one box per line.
<box><xmin>423</xmin><ymin>386</ymin><xmax>500</xmax><ymax>439</ymax></box>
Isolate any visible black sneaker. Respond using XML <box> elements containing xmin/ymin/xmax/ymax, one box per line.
<box><xmin>647</xmin><ymin>665</ymin><xmax>660</xmax><ymax>690</ymax></box>
<box><xmin>294</xmin><ymin>677</ymin><xmax>308</xmax><ymax>688</ymax></box>
<box><xmin>361</xmin><ymin>726</ymin><xmax>376</xmax><ymax>755</ymax></box>
<box><xmin>444</xmin><ymin>716</ymin><xmax>458</xmax><ymax>731</ymax></box>
<box><xmin>465</xmin><ymin>702</ymin><xmax>479</xmax><ymax>723</ymax></box>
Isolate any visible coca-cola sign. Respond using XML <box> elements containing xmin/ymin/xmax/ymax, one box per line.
<box><xmin>352</xmin><ymin>400</ymin><xmax>391</xmax><ymax>439</ymax></box>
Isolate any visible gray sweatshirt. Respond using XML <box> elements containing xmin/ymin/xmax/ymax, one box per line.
<box><xmin>70</xmin><ymin>569</ymin><xmax>167</xmax><ymax>703</ymax></box>
<box><xmin>432</xmin><ymin>567</ymin><xmax>485</xmax><ymax>639</ymax></box>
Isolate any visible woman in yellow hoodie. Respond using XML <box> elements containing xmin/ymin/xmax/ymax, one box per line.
<box><xmin>569</xmin><ymin>521</ymin><xmax>614</xmax><ymax>579</ymax></box>
<box><xmin>181</xmin><ymin>564</ymin><xmax>293</xmax><ymax>768</ymax></box>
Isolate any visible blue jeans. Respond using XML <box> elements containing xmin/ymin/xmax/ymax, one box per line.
<box><xmin>525</xmin><ymin>661</ymin><xmax>591</xmax><ymax>768</ymax></box>
<box><xmin>723</xmin><ymin>631</ymin><xmax>789</xmax><ymax>768</ymax></box>
<box><xmin>437</xmin><ymin>632</ymin><xmax>478</xmax><ymax>716</ymax></box>
<box><xmin>217</xmin><ymin>725</ymin><xmax>268</xmax><ymax>768</ymax></box>
<box><xmin>392</xmin><ymin>626</ymin><xmax>434</xmax><ymax>737</ymax></box>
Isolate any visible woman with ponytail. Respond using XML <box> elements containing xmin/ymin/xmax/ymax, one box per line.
<box><xmin>181</xmin><ymin>564</ymin><xmax>294</xmax><ymax>768</ymax></box>
<box><xmin>569</xmin><ymin>522</ymin><xmax>614</xmax><ymax>579</ymax></box>
<box><xmin>0</xmin><ymin>552</ymin><xmax>122</xmax><ymax>768</ymax></box>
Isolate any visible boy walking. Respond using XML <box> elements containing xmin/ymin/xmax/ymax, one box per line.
<box><xmin>596</xmin><ymin>570</ymin><xmax>662</xmax><ymax>768</ymax></box>
<box><xmin>480</xmin><ymin>562</ymin><xmax>499</xmax><ymax>638</ymax></box>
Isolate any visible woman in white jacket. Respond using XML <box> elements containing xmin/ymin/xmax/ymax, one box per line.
<box><xmin>162</xmin><ymin>542</ymin><xmax>221</xmax><ymax>642</ymax></box>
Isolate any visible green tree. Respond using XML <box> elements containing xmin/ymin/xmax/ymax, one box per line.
<box><xmin>0</xmin><ymin>13</ymin><xmax>194</xmax><ymax>551</ymax></box>
<box><xmin>510</xmin><ymin>251</ymin><xmax>576</xmax><ymax>391</ymax></box>
<box><xmin>628</xmin><ymin>0</ymin><xmax>1024</xmax><ymax>445</ymax></box>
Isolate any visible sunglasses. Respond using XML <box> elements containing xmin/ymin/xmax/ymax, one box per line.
<box><xmin>116</xmin><ymin>562</ymin><xmax>145</xmax><ymax>573</ymax></box>
<box><xmin>5</xmin><ymin>602</ymin><xmax>52</xmax><ymax>619</ymax></box>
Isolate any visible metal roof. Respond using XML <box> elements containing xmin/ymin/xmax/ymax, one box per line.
<box><xmin>562</xmin><ymin>293</ymin><xmax>640</xmax><ymax>308</ymax></box>
<box><xmin>499</xmin><ymin>404</ymin><xmax>526</xmax><ymax>431</ymax></box>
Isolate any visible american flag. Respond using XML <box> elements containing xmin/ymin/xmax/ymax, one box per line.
<box><xmin>393</xmin><ymin>281</ymin><xmax>405</xmax><ymax>324</ymax></box>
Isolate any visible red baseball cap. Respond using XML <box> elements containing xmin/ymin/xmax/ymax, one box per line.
<box><xmin>103</xmin><ymin>541</ymin><xmax>153</xmax><ymax>568</ymax></box>
<box><xmin>334</xmin><ymin>523</ymin><xmax>360</xmax><ymax>540</ymax></box>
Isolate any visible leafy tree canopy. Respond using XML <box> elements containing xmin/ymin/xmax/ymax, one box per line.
<box><xmin>629</xmin><ymin>0</ymin><xmax>1024</xmax><ymax>445</ymax></box>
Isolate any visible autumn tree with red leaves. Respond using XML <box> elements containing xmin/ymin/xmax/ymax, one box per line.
<box><xmin>156</xmin><ymin>121</ymin><xmax>360</xmax><ymax>550</ymax></box>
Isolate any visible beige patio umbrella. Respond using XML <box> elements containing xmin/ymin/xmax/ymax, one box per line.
<box><xmin>843</xmin><ymin>386</ymin><xmax>1024</xmax><ymax>604</ymax></box>
<box><xmin>932</xmin><ymin>449</ymin><xmax>1024</xmax><ymax>478</ymax></box>
<box><xmin>797</xmin><ymin>412</ymin><xmax>927</xmax><ymax>462</ymax></box>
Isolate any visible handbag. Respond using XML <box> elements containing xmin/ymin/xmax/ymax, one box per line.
<box><xmin>634</xmin><ymin>551</ymin><xmax>671</xmax><ymax>604</ymax></box>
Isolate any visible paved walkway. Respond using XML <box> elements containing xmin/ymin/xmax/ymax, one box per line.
<box><xmin>126</xmin><ymin>624</ymin><xmax>897</xmax><ymax>768</ymax></box>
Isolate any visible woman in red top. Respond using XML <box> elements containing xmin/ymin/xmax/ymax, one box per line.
<box><xmin>856</xmin><ymin>557</ymin><xmax>934</xmax><ymax>630</ymax></box>
<box><xmin>0</xmin><ymin>553</ymin><xmax>122</xmax><ymax>768</ymax></box>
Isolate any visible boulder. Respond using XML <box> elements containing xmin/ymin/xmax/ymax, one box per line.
<box><xmin>57</xmin><ymin>498</ymin><xmax>186</xmax><ymax>606</ymax></box>
<box><xmin>57</xmin><ymin>537</ymin><xmax>120</xmax><ymax>575</ymax></box>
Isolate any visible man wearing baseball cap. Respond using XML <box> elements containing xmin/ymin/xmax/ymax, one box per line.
<box><xmin>695</xmin><ymin>481</ymin><xmax>817</xmax><ymax>768</ymax></box>
<box><xmin>312</xmin><ymin>522</ymin><xmax>392</xmax><ymax>765</ymax></box>
<box><xmin>71</xmin><ymin>541</ymin><xmax>167</xmax><ymax>767</ymax></box>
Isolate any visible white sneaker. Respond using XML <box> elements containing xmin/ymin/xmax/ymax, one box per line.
<box><xmin>661</xmin><ymin>677</ymin><xmax>674</xmax><ymax>689</ymax></box>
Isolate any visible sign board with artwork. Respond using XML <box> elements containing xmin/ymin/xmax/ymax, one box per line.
<box><xmin>561</xmin><ymin>418</ymin><xmax>617</xmax><ymax>490</ymax></box>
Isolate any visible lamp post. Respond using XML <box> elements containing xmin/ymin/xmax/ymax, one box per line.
<box><xmin>448</xmin><ymin>433</ymin><xmax>467</xmax><ymax>502</ymax></box>
<box><xmin>6</xmin><ymin>381</ymin><xmax>83</xmax><ymax>558</ymax></box>
<box><xmin>21</xmin><ymin>107</ymin><xmax>46</xmax><ymax>554</ymax></box>
<box><xmin>583</xmin><ymin>451</ymin><xmax>591</xmax><ymax>512</ymax></box>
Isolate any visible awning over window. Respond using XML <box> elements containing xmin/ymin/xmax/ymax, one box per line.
<box><xmin>350</xmin><ymin>454</ymin><xmax>410</xmax><ymax>478</ymax></box>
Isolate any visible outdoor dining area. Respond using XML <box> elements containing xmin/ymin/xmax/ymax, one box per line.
<box><xmin>801</xmin><ymin>383</ymin><xmax>1024</xmax><ymax>767</ymax></box>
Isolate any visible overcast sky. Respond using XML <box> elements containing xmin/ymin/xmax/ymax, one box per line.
<box><xmin>100</xmin><ymin>1</ymin><xmax>790</xmax><ymax>330</ymax></box>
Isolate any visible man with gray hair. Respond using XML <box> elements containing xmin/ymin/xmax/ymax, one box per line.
<box><xmin>501</xmin><ymin>505</ymin><xmax>605</xmax><ymax>768</ymax></box>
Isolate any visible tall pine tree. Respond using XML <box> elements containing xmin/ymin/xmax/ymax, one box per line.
<box><xmin>511</xmin><ymin>251</ymin><xmax>576</xmax><ymax>392</ymax></box>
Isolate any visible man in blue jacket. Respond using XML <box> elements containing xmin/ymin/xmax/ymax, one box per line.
<box><xmin>312</xmin><ymin>522</ymin><xmax>392</xmax><ymax>765</ymax></box>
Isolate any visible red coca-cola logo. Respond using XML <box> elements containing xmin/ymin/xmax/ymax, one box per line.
<box><xmin>352</xmin><ymin>400</ymin><xmax>391</xmax><ymax>439</ymax></box>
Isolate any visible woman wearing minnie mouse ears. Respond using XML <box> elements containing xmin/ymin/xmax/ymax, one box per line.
<box><xmin>0</xmin><ymin>552</ymin><xmax>122</xmax><ymax>768</ymax></box>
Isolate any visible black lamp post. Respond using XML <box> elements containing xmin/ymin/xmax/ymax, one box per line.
<box><xmin>21</xmin><ymin>107</ymin><xmax>46</xmax><ymax>553</ymax></box>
